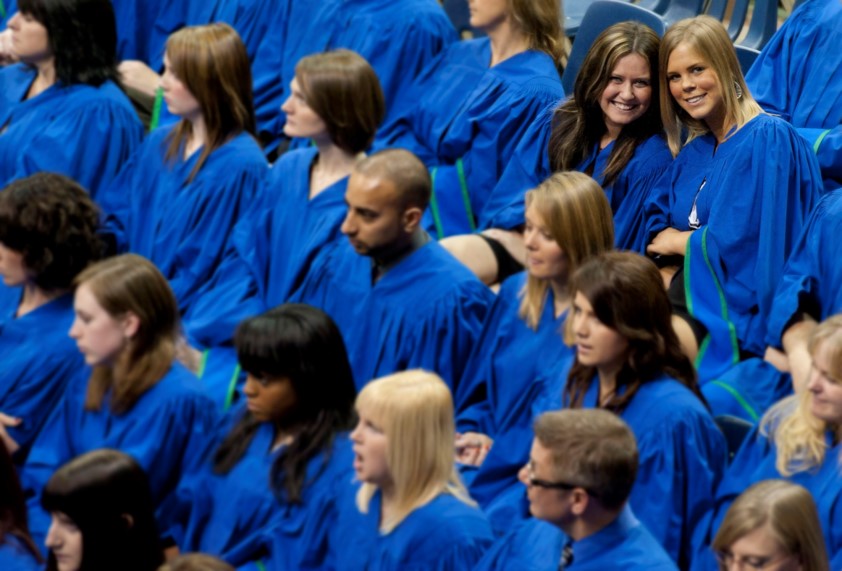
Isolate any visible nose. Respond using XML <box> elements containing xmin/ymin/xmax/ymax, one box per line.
<box><xmin>340</xmin><ymin>211</ymin><xmax>355</xmax><ymax>236</ymax></box>
<box><xmin>281</xmin><ymin>94</ymin><xmax>293</xmax><ymax>114</ymax></box>
<box><xmin>681</xmin><ymin>74</ymin><xmax>695</xmax><ymax>92</ymax></box>
<box><xmin>68</xmin><ymin>319</ymin><xmax>80</xmax><ymax>340</ymax></box>
<box><xmin>45</xmin><ymin>522</ymin><xmax>59</xmax><ymax>549</ymax></box>
<box><xmin>619</xmin><ymin>80</ymin><xmax>634</xmax><ymax>100</ymax></box>
<box><xmin>517</xmin><ymin>464</ymin><xmax>530</xmax><ymax>486</ymax></box>
<box><xmin>350</xmin><ymin>420</ymin><xmax>363</xmax><ymax>443</ymax></box>
<box><xmin>243</xmin><ymin>375</ymin><xmax>259</xmax><ymax>398</ymax></box>
<box><xmin>573</xmin><ymin>315</ymin><xmax>588</xmax><ymax>339</ymax></box>
<box><xmin>8</xmin><ymin>12</ymin><xmax>20</xmax><ymax>28</ymax></box>
<box><xmin>806</xmin><ymin>366</ymin><xmax>822</xmax><ymax>394</ymax></box>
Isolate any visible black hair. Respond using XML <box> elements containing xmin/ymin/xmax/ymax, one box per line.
<box><xmin>213</xmin><ymin>304</ymin><xmax>357</xmax><ymax>503</ymax></box>
<box><xmin>17</xmin><ymin>0</ymin><xmax>117</xmax><ymax>86</ymax></box>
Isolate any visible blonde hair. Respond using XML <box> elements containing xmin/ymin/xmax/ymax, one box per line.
<box><xmin>713</xmin><ymin>480</ymin><xmax>829</xmax><ymax>571</ymax></box>
<box><xmin>659</xmin><ymin>16</ymin><xmax>762</xmax><ymax>156</ymax></box>
<box><xmin>355</xmin><ymin>370</ymin><xmax>474</xmax><ymax>533</ymax></box>
<box><xmin>760</xmin><ymin>315</ymin><xmax>842</xmax><ymax>476</ymax></box>
<box><xmin>518</xmin><ymin>172</ymin><xmax>614</xmax><ymax>329</ymax></box>
<box><xmin>74</xmin><ymin>254</ymin><xmax>179</xmax><ymax>414</ymax></box>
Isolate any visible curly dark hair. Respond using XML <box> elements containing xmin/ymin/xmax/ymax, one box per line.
<box><xmin>0</xmin><ymin>173</ymin><xmax>103</xmax><ymax>291</ymax></box>
<box><xmin>17</xmin><ymin>0</ymin><xmax>118</xmax><ymax>86</ymax></box>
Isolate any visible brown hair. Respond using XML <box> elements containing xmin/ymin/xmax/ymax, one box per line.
<box><xmin>75</xmin><ymin>254</ymin><xmax>178</xmax><ymax>414</ymax></box>
<box><xmin>510</xmin><ymin>0</ymin><xmax>569</xmax><ymax>72</ymax></box>
<box><xmin>295</xmin><ymin>49</ymin><xmax>385</xmax><ymax>154</ymax></box>
<box><xmin>164</xmin><ymin>23</ymin><xmax>256</xmax><ymax>183</ymax></box>
<box><xmin>534</xmin><ymin>409</ymin><xmax>638</xmax><ymax>510</ymax></box>
<box><xmin>549</xmin><ymin>22</ymin><xmax>662</xmax><ymax>187</ymax></box>
<box><xmin>158</xmin><ymin>554</ymin><xmax>234</xmax><ymax>571</ymax></box>
<box><xmin>563</xmin><ymin>252</ymin><xmax>699</xmax><ymax>412</ymax></box>
<box><xmin>519</xmin><ymin>172</ymin><xmax>614</xmax><ymax>329</ymax></box>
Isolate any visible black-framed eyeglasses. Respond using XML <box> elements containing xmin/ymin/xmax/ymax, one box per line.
<box><xmin>525</xmin><ymin>461</ymin><xmax>597</xmax><ymax>497</ymax></box>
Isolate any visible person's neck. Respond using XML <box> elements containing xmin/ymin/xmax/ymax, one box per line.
<box><xmin>184</xmin><ymin>115</ymin><xmax>209</xmax><ymax>160</ymax></box>
<box><xmin>16</xmin><ymin>282</ymin><xmax>62</xmax><ymax>318</ymax></box>
<box><xmin>548</xmin><ymin>278</ymin><xmax>570</xmax><ymax>318</ymax></box>
<box><xmin>596</xmin><ymin>368</ymin><xmax>619</xmax><ymax>406</ymax></box>
<box><xmin>378</xmin><ymin>483</ymin><xmax>398</xmax><ymax>530</ymax></box>
<box><xmin>27</xmin><ymin>59</ymin><xmax>57</xmax><ymax>99</ymax></box>
<box><xmin>599</xmin><ymin>127</ymin><xmax>619</xmax><ymax>151</ymax></box>
<box><xmin>311</xmin><ymin>140</ymin><xmax>360</xmax><ymax>199</ymax></box>
<box><xmin>487</xmin><ymin>20</ymin><xmax>530</xmax><ymax>67</ymax></box>
<box><xmin>561</xmin><ymin>506</ymin><xmax>621</xmax><ymax>542</ymax></box>
<box><xmin>706</xmin><ymin>111</ymin><xmax>737</xmax><ymax>147</ymax></box>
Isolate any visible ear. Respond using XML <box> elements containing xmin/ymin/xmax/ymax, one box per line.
<box><xmin>120</xmin><ymin>312</ymin><xmax>141</xmax><ymax>339</ymax></box>
<box><xmin>402</xmin><ymin>206</ymin><xmax>423</xmax><ymax>233</ymax></box>
<box><xmin>569</xmin><ymin>488</ymin><xmax>591</xmax><ymax>516</ymax></box>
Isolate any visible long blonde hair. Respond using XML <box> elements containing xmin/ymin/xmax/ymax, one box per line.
<box><xmin>760</xmin><ymin>315</ymin><xmax>842</xmax><ymax>476</ymax></box>
<box><xmin>518</xmin><ymin>172</ymin><xmax>614</xmax><ymax>329</ymax></box>
<box><xmin>659</xmin><ymin>16</ymin><xmax>762</xmax><ymax>156</ymax></box>
<box><xmin>355</xmin><ymin>371</ymin><xmax>474</xmax><ymax>533</ymax></box>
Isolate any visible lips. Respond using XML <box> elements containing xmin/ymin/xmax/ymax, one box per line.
<box><xmin>611</xmin><ymin>101</ymin><xmax>637</xmax><ymax>111</ymax></box>
<box><xmin>684</xmin><ymin>94</ymin><xmax>705</xmax><ymax>105</ymax></box>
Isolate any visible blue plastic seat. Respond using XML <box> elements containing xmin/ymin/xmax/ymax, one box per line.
<box><xmin>562</xmin><ymin>0</ymin><xmax>666</xmax><ymax>94</ymax></box>
<box><xmin>738</xmin><ymin>0</ymin><xmax>778</xmax><ymax>50</ymax></box>
<box><xmin>715</xmin><ymin>414</ymin><xmax>754</xmax><ymax>463</ymax></box>
<box><xmin>735</xmin><ymin>44</ymin><xmax>760</xmax><ymax>75</ymax></box>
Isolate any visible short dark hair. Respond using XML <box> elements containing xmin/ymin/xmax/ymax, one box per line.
<box><xmin>18</xmin><ymin>0</ymin><xmax>117</xmax><ymax>86</ymax></box>
<box><xmin>41</xmin><ymin>449</ymin><xmax>164</xmax><ymax>571</ymax></box>
<box><xmin>296</xmin><ymin>49</ymin><xmax>385</xmax><ymax>154</ymax></box>
<box><xmin>534</xmin><ymin>409</ymin><xmax>638</xmax><ymax>511</ymax></box>
<box><xmin>0</xmin><ymin>173</ymin><xmax>102</xmax><ymax>291</ymax></box>
<box><xmin>355</xmin><ymin>149</ymin><xmax>431</xmax><ymax>210</ymax></box>
<box><xmin>214</xmin><ymin>304</ymin><xmax>357</xmax><ymax>503</ymax></box>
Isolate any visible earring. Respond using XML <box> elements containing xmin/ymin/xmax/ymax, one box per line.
<box><xmin>733</xmin><ymin>80</ymin><xmax>743</xmax><ymax>100</ymax></box>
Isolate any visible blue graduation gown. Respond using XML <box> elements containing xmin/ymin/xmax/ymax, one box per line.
<box><xmin>21</xmin><ymin>363</ymin><xmax>217</xmax><ymax>550</ymax></box>
<box><xmin>0</xmin><ymin>292</ymin><xmax>84</xmax><ymax>460</ymax></box>
<box><xmin>645</xmin><ymin>114</ymin><xmax>824</xmax><ymax>382</ymax></box>
<box><xmin>0</xmin><ymin>0</ymin><xmax>17</xmax><ymax>26</ymax></box>
<box><xmin>184</xmin><ymin>146</ymin><xmax>347</xmax><ymax>349</ymax></box>
<box><xmin>106</xmin><ymin>127</ymin><xmax>268</xmax><ymax>314</ymax></box>
<box><xmin>334</xmin><ymin>489</ymin><xmax>494</xmax><ymax>571</ymax></box>
<box><xmin>474</xmin><ymin>507</ymin><xmax>678</xmax><ymax>571</ymax></box>
<box><xmin>290</xmin><ymin>238</ymin><xmax>494</xmax><ymax>391</ymax></box>
<box><xmin>454</xmin><ymin>272</ymin><xmax>571</xmax><ymax>438</ymax></box>
<box><xmin>0</xmin><ymin>64</ymin><xmax>143</xmax><ymax>200</ymax></box>
<box><xmin>483</xmin><ymin>105</ymin><xmax>672</xmax><ymax>252</ymax></box>
<box><xmin>0</xmin><ymin>535</ymin><xmax>40</xmax><ymax>571</ymax></box>
<box><xmin>170</xmin><ymin>405</ymin><xmax>355</xmax><ymax>567</ymax></box>
<box><xmin>277</xmin><ymin>0</ymin><xmax>456</xmax><ymax>147</ymax></box>
<box><xmin>746</xmin><ymin>0</ymin><xmax>842</xmax><ymax>129</ymax></box>
<box><xmin>691</xmin><ymin>418</ymin><xmax>842</xmax><ymax>570</ymax></box>
<box><xmin>470</xmin><ymin>371</ymin><xmax>726</xmax><ymax>567</ymax></box>
<box><xmin>375</xmin><ymin>38</ymin><xmax>562</xmax><ymax>237</ymax></box>
<box><xmin>799</xmin><ymin>126</ymin><xmax>842</xmax><ymax>187</ymax></box>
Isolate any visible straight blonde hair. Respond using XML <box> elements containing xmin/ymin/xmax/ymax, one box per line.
<box><xmin>355</xmin><ymin>371</ymin><xmax>474</xmax><ymax>533</ymax></box>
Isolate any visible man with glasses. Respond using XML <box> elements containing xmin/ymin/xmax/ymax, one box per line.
<box><xmin>474</xmin><ymin>408</ymin><xmax>677</xmax><ymax>570</ymax></box>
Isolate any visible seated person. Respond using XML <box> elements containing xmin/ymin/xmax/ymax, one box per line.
<box><xmin>476</xmin><ymin>409</ymin><xmax>677</xmax><ymax>570</ymax></box>
<box><xmin>0</xmin><ymin>443</ymin><xmax>40</xmax><ymax>570</ymax></box>
<box><xmin>290</xmin><ymin>149</ymin><xmax>494</xmax><ymax>392</ymax></box>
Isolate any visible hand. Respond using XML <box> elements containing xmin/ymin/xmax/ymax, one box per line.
<box><xmin>117</xmin><ymin>60</ymin><xmax>162</xmax><ymax>97</ymax></box>
<box><xmin>0</xmin><ymin>412</ymin><xmax>22</xmax><ymax>454</ymax></box>
<box><xmin>763</xmin><ymin>346</ymin><xmax>790</xmax><ymax>373</ymax></box>
<box><xmin>788</xmin><ymin>344</ymin><xmax>813</xmax><ymax>394</ymax></box>
<box><xmin>0</xmin><ymin>30</ymin><xmax>18</xmax><ymax>66</ymax></box>
<box><xmin>455</xmin><ymin>432</ymin><xmax>493</xmax><ymax>467</ymax></box>
<box><xmin>647</xmin><ymin>228</ymin><xmax>693</xmax><ymax>257</ymax></box>
<box><xmin>175</xmin><ymin>337</ymin><xmax>204</xmax><ymax>375</ymax></box>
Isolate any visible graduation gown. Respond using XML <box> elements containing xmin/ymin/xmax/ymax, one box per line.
<box><xmin>0</xmin><ymin>536</ymin><xmax>40</xmax><ymax>571</ymax></box>
<box><xmin>474</xmin><ymin>507</ymin><xmax>678</xmax><ymax>571</ymax></box>
<box><xmin>470</xmin><ymin>371</ymin><xmax>726</xmax><ymax>567</ymax></box>
<box><xmin>170</xmin><ymin>406</ymin><xmax>355</xmax><ymax>568</ymax></box>
<box><xmin>0</xmin><ymin>64</ymin><xmax>143</xmax><ymax>200</ymax></box>
<box><xmin>334</xmin><ymin>489</ymin><xmax>494</xmax><ymax>571</ymax></box>
<box><xmin>483</xmin><ymin>105</ymin><xmax>672</xmax><ymax>252</ymax></box>
<box><xmin>106</xmin><ymin>127</ymin><xmax>268</xmax><ymax>314</ymax></box>
<box><xmin>21</xmin><ymin>363</ymin><xmax>217</xmax><ymax>549</ymax></box>
<box><xmin>376</xmin><ymin>38</ymin><xmax>563</xmax><ymax>237</ymax></box>
<box><xmin>184</xmin><ymin>146</ymin><xmax>347</xmax><ymax>349</ymax></box>
<box><xmin>691</xmin><ymin>415</ymin><xmax>842</xmax><ymax>570</ymax></box>
<box><xmin>0</xmin><ymin>292</ymin><xmax>84</xmax><ymax>460</ymax></box>
<box><xmin>290</xmin><ymin>238</ymin><xmax>493</xmax><ymax>391</ymax></box>
<box><xmin>454</xmin><ymin>272</ymin><xmax>571</xmax><ymax>438</ymax></box>
<box><xmin>0</xmin><ymin>0</ymin><xmax>16</xmax><ymax>26</ymax></box>
<box><xmin>746</xmin><ymin>0</ymin><xmax>842</xmax><ymax>129</ymax></box>
<box><xmin>645</xmin><ymin>113</ymin><xmax>824</xmax><ymax>382</ymax></box>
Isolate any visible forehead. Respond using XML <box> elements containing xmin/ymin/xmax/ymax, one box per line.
<box><xmin>667</xmin><ymin>42</ymin><xmax>706</xmax><ymax>68</ymax></box>
<box><xmin>730</xmin><ymin>524</ymin><xmax>785</xmax><ymax>556</ymax></box>
<box><xmin>611</xmin><ymin>53</ymin><xmax>650</xmax><ymax>76</ymax></box>
<box><xmin>346</xmin><ymin>173</ymin><xmax>399</xmax><ymax>209</ymax></box>
<box><xmin>74</xmin><ymin>282</ymin><xmax>104</xmax><ymax>311</ymax></box>
<box><xmin>530</xmin><ymin>439</ymin><xmax>554</xmax><ymax>468</ymax></box>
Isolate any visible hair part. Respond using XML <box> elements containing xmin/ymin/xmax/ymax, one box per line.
<box><xmin>518</xmin><ymin>172</ymin><xmax>613</xmax><ymax>329</ymax></box>
<box><xmin>354</xmin><ymin>149</ymin><xmax>431</xmax><ymax>211</ymax></box>
<box><xmin>74</xmin><ymin>255</ymin><xmax>179</xmax><ymax>414</ymax></box>
<box><xmin>164</xmin><ymin>23</ymin><xmax>257</xmax><ymax>183</ymax></box>
<box><xmin>659</xmin><ymin>15</ymin><xmax>762</xmax><ymax>155</ymax></box>
<box><xmin>355</xmin><ymin>370</ymin><xmax>473</xmax><ymax>533</ymax></box>
<box><xmin>295</xmin><ymin>49</ymin><xmax>385</xmax><ymax>154</ymax></box>
<box><xmin>713</xmin><ymin>480</ymin><xmax>829</xmax><ymax>571</ymax></box>
<box><xmin>549</xmin><ymin>22</ymin><xmax>663</xmax><ymax>186</ymax></box>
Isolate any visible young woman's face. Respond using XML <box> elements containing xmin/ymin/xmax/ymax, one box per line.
<box><xmin>0</xmin><ymin>242</ymin><xmax>30</xmax><ymax>288</ymax></box>
<box><xmin>468</xmin><ymin>0</ymin><xmax>509</xmax><ymax>31</ymax></box>
<box><xmin>666</xmin><ymin>42</ymin><xmax>727</xmax><ymax>130</ymax></box>
<box><xmin>69</xmin><ymin>283</ymin><xmax>134</xmax><ymax>367</ymax></box>
<box><xmin>807</xmin><ymin>342</ymin><xmax>842</xmax><ymax>425</ymax></box>
<box><xmin>46</xmin><ymin>511</ymin><xmax>83</xmax><ymax>571</ymax></box>
<box><xmin>242</xmin><ymin>374</ymin><xmax>299</xmax><ymax>424</ymax></box>
<box><xmin>7</xmin><ymin>11</ymin><xmax>51</xmax><ymax>64</ymax></box>
<box><xmin>571</xmin><ymin>291</ymin><xmax>629</xmax><ymax>373</ymax></box>
<box><xmin>523</xmin><ymin>204</ymin><xmax>567</xmax><ymax>283</ymax></box>
<box><xmin>600</xmin><ymin>53</ymin><xmax>652</xmax><ymax>139</ymax></box>
<box><xmin>350</xmin><ymin>408</ymin><xmax>391</xmax><ymax>489</ymax></box>
<box><xmin>718</xmin><ymin>524</ymin><xmax>802</xmax><ymax>571</ymax></box>
<box><xmin>161</xmin><ymin>54</ymin><xmax>202</xmax><ymax>121</ymax></box>
<box><xmin>281</xmin><ymin>77</ymin><xmax>328</xmax><ymax>140</ymax></box>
